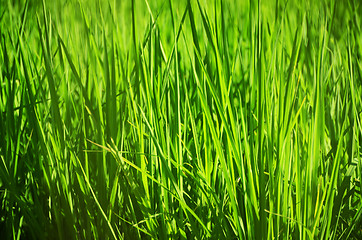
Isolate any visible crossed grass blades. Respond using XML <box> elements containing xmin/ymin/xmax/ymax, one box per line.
<box><xmin>0</xmin><ymin>0</ymin><xmax>362</xmax><ymax>239</ymax></box>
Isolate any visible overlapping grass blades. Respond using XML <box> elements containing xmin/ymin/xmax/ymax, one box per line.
<box><xmin>1</xmin><ymin>0</ymin><xmax>361</xmax><ymax>239</ymax></box>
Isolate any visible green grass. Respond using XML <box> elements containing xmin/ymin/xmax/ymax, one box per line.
<box><xmin>1</xmin><ymin>0</ymin><xmax>362</xmax><ymax>239</ymax></box>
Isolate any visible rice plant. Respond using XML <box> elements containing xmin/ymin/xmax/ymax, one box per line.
<box><xmin>0</xmin><ymin>0</ymin><xmax>361</xmax><ymax>239</ymax></box>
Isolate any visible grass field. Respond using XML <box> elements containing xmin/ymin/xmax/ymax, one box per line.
<box><xmin>1</xmin><ymin>0</ymin><xmax>362</xmax><ymax>239</ymax></box>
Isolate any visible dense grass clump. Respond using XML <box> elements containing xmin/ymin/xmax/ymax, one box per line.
<box><xmin>1</xmin><ymin>0</ymin><xmax>362</xmax><ymax>239</ymax></box>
